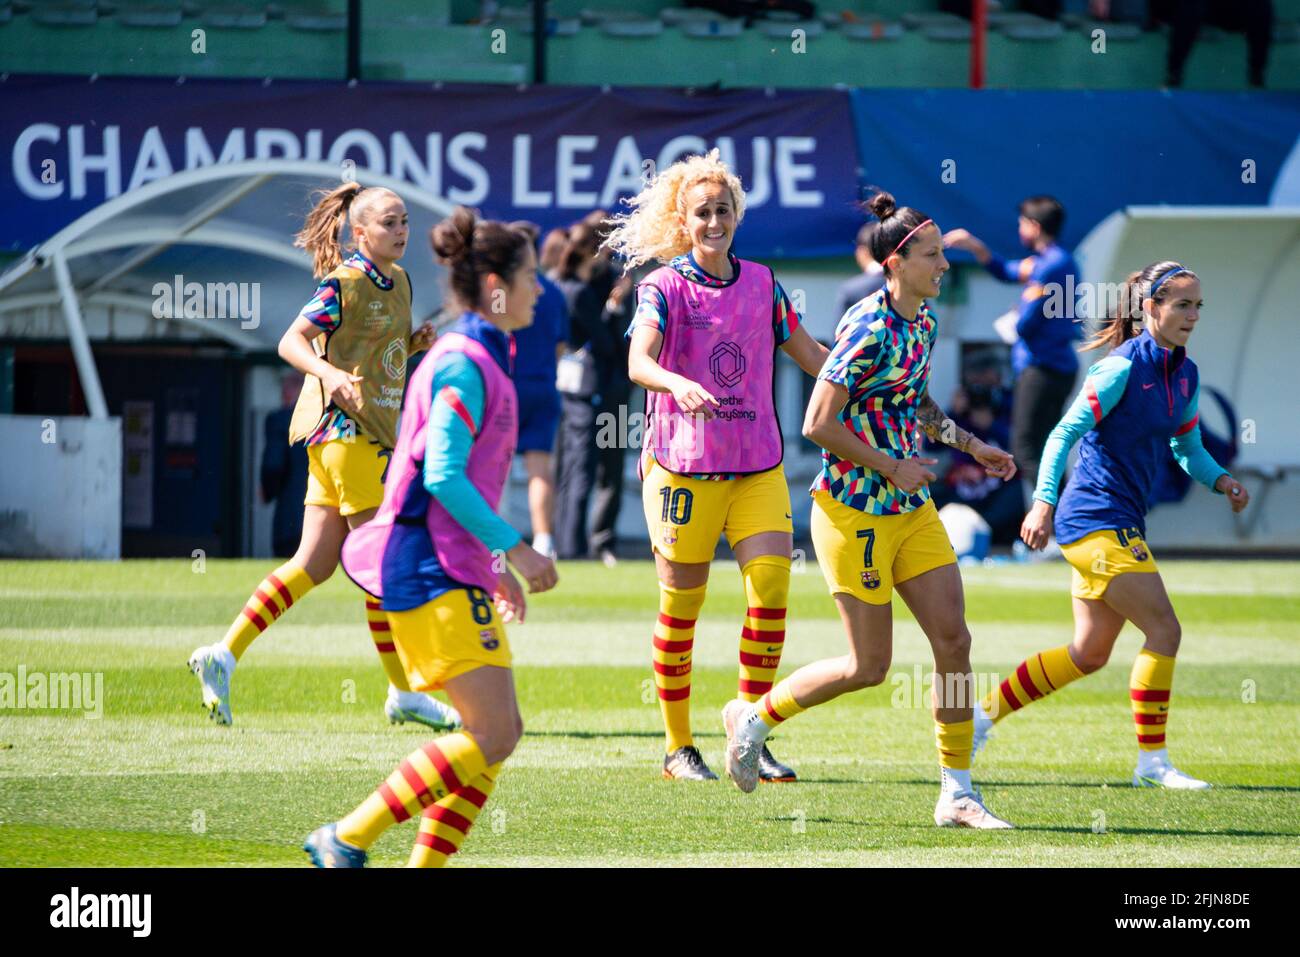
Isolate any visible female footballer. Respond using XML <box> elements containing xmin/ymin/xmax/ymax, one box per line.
<box><xmin>305</xmin><ymin>207</ymin><xmax>557</xmax><ymax>868</ymax></box>
<box><xmin>722</xmin><ymin>191</ymin><xmax>1019</xmax><ymax>829</ymax></box>
<box><xmin>974</xmin><ymin>261</ymin><xmax>1249</xmax><ymax>789</ymax></box>
<box><xmin>187</xmin><ymin>182</ymin><xmax>457</xmax><ymax>733</ymax></box>
<box><xmin>606</xmin><ymin>150</ymin><xmax>829</xmax><ymax>782</ymax></box>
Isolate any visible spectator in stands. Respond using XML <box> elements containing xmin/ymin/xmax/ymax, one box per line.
<box><xmin>835</xmin><ymin>221</ymin><xmax>886</xmax><ymax>319</ymax></box>
<box><xmin>261</xmin><ymin>372</ymin><xmax>309</xmax><ymax>557</ymax></box>
<box><xmin>509</xmin><ymin>221</ymin><xmax>570</xmax><ymax>561</ymax></box>
<box><xmin>944</xmin><ymin>196</ymin><xmax>1081</xmax><ymax>510</ymax></box>
<box><xmin>930</xmin><ymin>381</ymin><xmax>1023</xmax><ymax>544</ymax></box>
<box><xmin>553</xmin><ymin>214</ymin><xmax>617</xmax><ymax>560</ymax></box>
<box><xmin>1147</xmin><ymin>0</ymin><xmax>1274</xmax><ymax>88</ymax></box>
<box><xmin>540</xmin><ymin>226</ymin><xmax>569</xmax><ymax>278</ymax></box>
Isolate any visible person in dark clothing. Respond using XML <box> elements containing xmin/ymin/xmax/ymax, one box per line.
<box><xmin>1149</xmin><ymin>0</ymin><xmax>1273</xmax><ymax>88</ymax></box>
<box><xmin>552</xmin><ymin>216</ymin><xmax>618</xmax><ymax>560</ymax></box>
<box><xmin>944</xmin><ymin>196</ymin><xmax>1081</xmax><ymax>508</ymax></box>
<box><xmin>261</xmin><ymin>372</ymin><xmax>310</xmax><ymax>557</ymax></box>
<box><xmin>835</xmin><ymin>222</ymin><xmax>886</xmax><ymax>320</ymax></box>
<box><xmin>929</xmin><ymin>384</ymin><xmax>1024</xmax><ymax>543</ymax></box>
<box><xmin>588</xmin><ymin>273</ymin><xmax>635</xmax><ymax>565</ymax></box>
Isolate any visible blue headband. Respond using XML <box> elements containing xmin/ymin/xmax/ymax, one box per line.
<box><xmin>1148</xmin><ymin>267</ymin><xmax>1186</xmax><ymax>298</ymax></box>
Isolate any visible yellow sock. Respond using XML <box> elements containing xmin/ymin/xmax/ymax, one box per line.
<box><xmin>755</xmin><ymin>678</ymin><xmax>805</xmax><ymax>729</ymax></box>
<box><xmin>936</xmin><ymin>719</ymin><xmax>974</xmax><ymax>771</ymax></box>
<box><xmin>364</xmin><ymin>593</ymin><xmax>410</xmax><ymax>691</ymax></box>
<box><xmin>737</xmin><ymin>556</ymin><xmax>790</xmax><ymax>702</ymax></box>
<box><xmin>407</xmin><ymin>763</ymin><xmax>501</xmax><ymax>868</ymax></box>
<box><xmin>1130</xmin><ymin>648</ymin><xmax>1175</xmax><ymax>751</ymax></box>
<box><xmin>221</xmin><ymin>563</ymin><xmax>314</xmax><ymax>661</ymax></box>
<box><xmin>653</xmin><ymin>582</ymin><xmax>707</xmax><ymax>753</ymax></box>
<box><xmin>336</xmin><ymin>732</ymin><xmax>487</xmax><ymax>850</ymax></box>
<box><xmin>981</xmin><ymin>644</ymin><xmax>1086</xmax><ymax>721</ymax></box>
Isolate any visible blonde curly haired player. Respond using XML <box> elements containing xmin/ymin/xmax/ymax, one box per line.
<box><xmin>187</xmin><ymin>182</ymin><xmax>459</xmax><ymax>734</ymax></box>
<box><xmin>606</xmin><ymin>149</ymin><xmax>830</xmax><ymax>782</ymax></box>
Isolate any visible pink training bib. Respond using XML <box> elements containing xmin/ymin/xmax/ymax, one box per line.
<box><xmin>342</xmin><ymin>331</ymin><xmax>517</xmax><ymax>598</ymax></box>
<box><xmin>641</xmin><ymin>259</ymin><xmax>782</xmax><ymax>475</ymax></box>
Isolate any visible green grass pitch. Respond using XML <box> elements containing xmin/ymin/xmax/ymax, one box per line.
<box><xmin>1</xmin><ymin>557</ymin><xmax>1297</xmax><ymax>867</ymax></box>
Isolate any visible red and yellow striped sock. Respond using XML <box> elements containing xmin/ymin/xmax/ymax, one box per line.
<box><xmin>407</xmin><ymin>763</ymin><xmax>501</xmax><ymax>868</ymax></box>
<box><xmin>221</xmin><ymin>562</ymin><xmax>315</xmax><ymax>661</ymax></box>
<box><xmin>364</xmin><ymin>593</ymin><xmax>410</xmax><ymax>691</ymax></box>
<box><xmin>737</xmin><ymin>555</ymin><xmax>790</xmax><ymax>702</ymax></box>
<box><xmin>936</xmin><ymin>718</ymin><xmax>974</xmax><ymax>771</ymax></box>
<box><xmin>981</xmin><ymin>644</ymin><xmax>1086</xmax><ymax>721</ymax></box>
<box><xmin>654</xmin><ymin>582</ymin><xmax>707</xmax><ymax>753</ymax></box>
<box><xmin>755</xmin><ymin>678</ymin><xmax>806</xmax><ymax>730</ymax></box>
<box><xmin>1130</xmin><ymin>649</ymin><xmax>1175</xmax><ymax>751</ymax></box>
<box><xmin>336</xmin><ymin>732</ymin><xmax>487</xmax><ymax>850</ymax></box>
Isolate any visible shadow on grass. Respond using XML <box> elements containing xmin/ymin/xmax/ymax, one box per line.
<box><xmin>891</xmin><ymin>778</ymin><xmax>1300</xmax><ymax>793</ymax></box>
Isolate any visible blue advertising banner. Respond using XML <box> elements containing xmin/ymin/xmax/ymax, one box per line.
<box><xmin>0</xmin><ymin>75</ymin><xmax>863</xmax><ymax>257</ymax></box>
<box><xmin>849</xmin><ymin>88</ymin><xmax>1300</xmax><ymax>254</ymax></box>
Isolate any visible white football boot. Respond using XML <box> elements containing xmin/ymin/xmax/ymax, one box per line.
<box><xmin>187</xmin><ymin>643</ymin><xmax>235</xmax><ymax>726</ymax></box>
<box><xmin>934</xmin><ymin>788</ymin><xmax>1015</xmax><ymax>829</ymax></box>
<box><xmin>384</xmin><ymin>686</ymin><xmax>463</xmax><ymax>732</ymax></box>
<box><xmin>721</xmin><ymin>699</ymin><xmax>762</xmax><ymax>794</ymax></box>
<box><xmin>1133</xmin><ymin>753</ymin><xmax>1211</xmax><ymax>790</ymax></box>
<box><xmin>971</xmin><ymin>699</ymin><xmax>994</xmax><ymax>760</ymax></box>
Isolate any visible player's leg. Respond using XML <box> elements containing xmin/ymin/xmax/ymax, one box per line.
<box><xmin>724</xmin><ymin>467</ymin><xmax>799</xmax><ymax>781</ymax></box>
<box><xmin>723</xmin><ymin>590</ymin><xmax>894</xmax><ymax>791</ymax></box>
<box><xmin>1100</xmin><ymin>569</ymin><xmax>1208</xmax><ymax>789</ymax></box>
<box><xmin>306</xmin><ymin>589</ymin><xmax>515</xmax><ymax>867</ymax></box>
<box><xmin>893</xmin><ymin>506</ymin><xmax>1012</xmax><ymax>828</ymax></box>
<box><xmin>723</xmin><ymin>491</ymin><xmax>897</xmax><ymax>792</ymax></box>
<box><xmin>407</xmin><ymin>665</ymin><xmax>521</xmax><ymax>867</ymax></box>
<box><xmin>187</xmin><ymin>501</ymin><xmax>344</xmax><ymax>725</ymax></box>
<box><xmin>643</xmin><ymin>462</ymin><xmax>724</xmax><ymax>780</ymax></box>
<box><xmin>523</xmin><ymin>449</ymin><xmax>557</xmax><ymax>559</ymax></box>
<box><xmin>337</xmin><ymin>439</ymin><xmax>462</xmax><ymax>731</ymax></box>
<box><xmin>975</xmin><ymin>595</ymin><xmax>1122</xmax><ymax>756</ymax></box>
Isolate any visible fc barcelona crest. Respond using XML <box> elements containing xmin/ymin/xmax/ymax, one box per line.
<box><xmin>1130</xmin><ymin>544</ymin><xmax>1149</xmax><ymax>562</ymax></box>
<box><xmin>479</xmin><ymin>629</ymin><xmax>500</xmax><ymax>651</ymax></box>
<box><xmin>861</xmin><ymin>568</ymin><xmax>882</xmax><ymax>590</ymax></box>
<box><xmin>662</xmin><ymin>526</ymin><xmax>678</xmax><ymax>546</ymax></box>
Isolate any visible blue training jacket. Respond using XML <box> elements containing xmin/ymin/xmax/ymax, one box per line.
<box><xmin>1034</xmin><ymin>329</ymin><xmax>1228</xmax><ymax>546</ymax></box>
<box><xmin>986</xmin><ymin>242</ymin><xmax>1082</xmax><ymax>377</ymax></box>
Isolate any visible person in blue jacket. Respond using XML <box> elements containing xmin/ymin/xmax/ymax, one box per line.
<box><xmin>972</xmin><ymin>261</ymin><xmax>1250</xmax><ymax>790</ymax></box>
<box><xmin>944</xmin><ymin>196</ymin><xmax>1082</xmax><ymax>504</ymax></box>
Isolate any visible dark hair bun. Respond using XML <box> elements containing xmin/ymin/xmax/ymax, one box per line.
<box><xmin>867</xmin><ymin>190</ymin><xmax>897</xmax><ymax>222</ymax></box>
<box><xmin>431</xmin><ymin>206</ymin><xmax>477</xmax><ymax>264</ymax></box>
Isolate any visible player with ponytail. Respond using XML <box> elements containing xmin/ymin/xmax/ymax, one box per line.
<box><xmin>306</xmin><ymin>206</ymin><xmax>557</xmax><ymax>868</ymax></box>
<box><xmin>722</xmin><ymin>191</ymin><xmax>1020</xmax><ymax>829</ymax></box>
<box><xmin>187</xmin><ymin>183</ymin><xmax>457</xmax><ymax>732</ymax></box>
<box><xmin>975</xmin><ymin>261</ymin><xmax>1250</xmax><ymax>790</ymax></box>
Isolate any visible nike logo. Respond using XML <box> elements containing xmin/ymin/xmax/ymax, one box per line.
<box><xmin>784</xmin><ymin>513</ymin><xmax>792</xmax><ymax>519</ymax></box>
<box><xmin>679</xmin><ymin>655</ymin><xmax>689</xmax><ymax>662</ymax></box>
<box><xmin>1142</xmin><ymin>383</ymin><xmax>1155</xmax><ymax>390</ymax></box>
<box><xmin>1157</xmin><ymin>706</ymin><xmax>1168</xmax><ymax>712</ymax></box>
<box><xmin>766</xmin><ymin>646</ymin><xmax>779</xmax><ymax>653</ymax></box>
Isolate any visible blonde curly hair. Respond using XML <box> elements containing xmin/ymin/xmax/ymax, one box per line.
<box><xmin>602</xmin><ymin>149</ymin><xmax>746</xmax><ymax>270</ymax></box>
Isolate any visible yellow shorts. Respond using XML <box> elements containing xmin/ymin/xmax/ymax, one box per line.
<box><xmin>1059</xmin><ymin>527</ymin><xmax>1158</xmax><ymax>600</ymax></box>
<box><xmin>810</xmin><ymin>491</ymin><xmax>956</xmax><ymax>605</ymax></box>
<box><xmin>304</xmin><ymin>436</ymin><xmax>390</xmax><ymax>516</ymax></box>
<box><xmin>386</xmin><ymin>587</ymin><xmax>512</xmax><ymax>692</ymax></box>
<box><xmin>642</xmin><ymin>460</ymin><xmax>793</xmax><ymax>564</ymax></box>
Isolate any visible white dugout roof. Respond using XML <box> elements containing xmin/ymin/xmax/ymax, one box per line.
<box><xmin>0</xmin><ymin>159</ymin><xmax>456</xmax><ymax>418</ymax></box>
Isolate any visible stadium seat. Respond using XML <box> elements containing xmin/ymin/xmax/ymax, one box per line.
<box><xmin>600</xmin><ymin>18</ymin><xmax>662</xmax><ymax>37</ymax></box>
<box><xmin>201</xmin><ymin>4</ymin><xmax>268</xmax><ymax>29</ymax></box>
<box><xmin>31</xmin><ymin>3</ymin><xmax>98</xmax><ymax>27</ymax></box>
<box><xmin>841</xmin><ymin>18</ymin><xmax>905</xmax><ymax>41</ymax></box>
<box><xmin>680</xmin><ymin>18</ymin><xmax>743</xmax><ymax>38</ymax></box>
<box><xmin>114</xmin><ymin>2</ymin><xmax>185</xmax><ymax>29</ymax></box>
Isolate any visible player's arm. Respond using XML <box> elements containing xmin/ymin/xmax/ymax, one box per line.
<box><xmin>803</xmin><ymin>379</ymin><xmax>935</xmax><ymax>493</ymax></box>
<box><xmin>1020</xmin><ymin>355</ymin><xmax>1129</xmax><ymax>548</ymax></box>
<box><xmin>277</xmin><ymin>278</ymin><xmax>363</xmax><ymax>414</ymax></box>
<box><xmin>626</xmin><ymin>285</ymin><xmax>719</xmax><ymax>418</ymax></box>
<box><xmin>1169</xmin><ymin>384</ymin><xmax>1249</xmax><ymax>512</ymax></box>
<box><xmin>917</xmin><ymin>390</ymin><xmax>1016</xmax><ymax>480</ymax></box>
<box><xmin>423</xmin><ymin>353</ymin><xmax>556</xmax><ymax>595</ymax></box>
